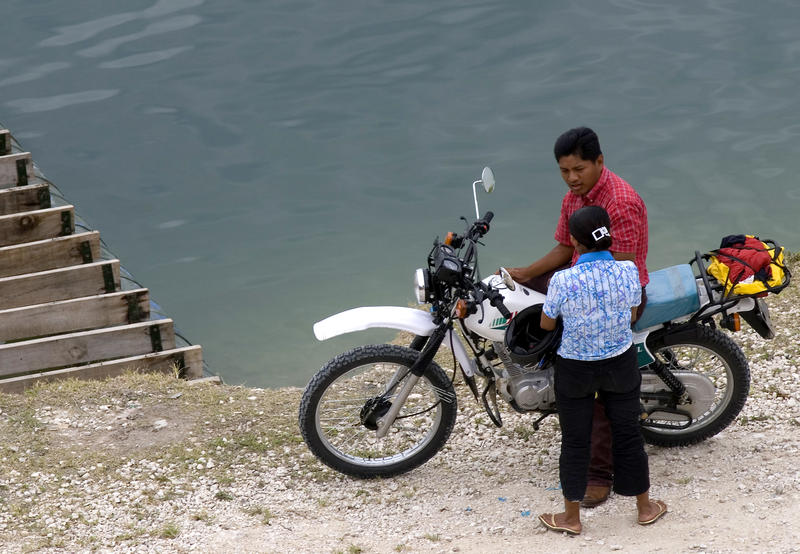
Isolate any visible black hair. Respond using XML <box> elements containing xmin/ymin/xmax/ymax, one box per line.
<box><xmin>568</xmin><ymin>206</ymin><xmax>612</xmax><ymax>251</ymax></box>
<box><xmin>554</xmin><ymin>127</ymin><xmax>602</xmax><ymax>162</ymax></box>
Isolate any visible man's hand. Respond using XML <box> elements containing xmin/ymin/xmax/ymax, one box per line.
<box><xmin>500</xmin><ymin>243</ymin><xmax>574</xmax><ymax>286</ymax></box>
<box><xmin>506</xmin><ymin>266</ymin><xmax>534</xmax><ymax>284</ymax></box>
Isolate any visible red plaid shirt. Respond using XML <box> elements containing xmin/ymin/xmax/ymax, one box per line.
<box><xmin>554</xmin><ymin>166</ymin><xmax>649</xmax><ymax>286</ymax></box>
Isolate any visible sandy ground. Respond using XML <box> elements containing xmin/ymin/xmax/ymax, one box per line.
<box><xmin>196</xmin><ymin>297</ymin><xmax>800</xmax><ymax>554</ymax></box>
<box><xmin>200</xmin><ymin>396</ymin><xmax>800</xmax><ymax>554</ymax></box>
<box><xmin>2</xmin><ymin>297</ymin><xmax>799</xmax><ymax>553</ymax></box>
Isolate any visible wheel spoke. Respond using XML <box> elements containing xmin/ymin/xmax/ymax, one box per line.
<box><xmin>641</xmin><ymin>327</ymin><xmax>748</xmax><ymax>447</ymax></box>
<box><xmin>300</xmin><ymin>344</ymin><xmax>457</xmax><ymax>476</ymax></box>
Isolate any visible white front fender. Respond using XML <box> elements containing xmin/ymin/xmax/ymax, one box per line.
<box><xmin>313</xmin><ymin>306</ymin><xmax>478</xmax><ymax>377</ymax></box>
<box><xmin>313</xmin><ymin>306</ymin><xmax>436</xmax><ymax>341</ymax></box>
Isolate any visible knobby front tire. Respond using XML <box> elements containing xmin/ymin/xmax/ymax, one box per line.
<box><xmin>299</xmin><ymin>344</ymin><xmax>457</xmax><ymax>478</ymax></box>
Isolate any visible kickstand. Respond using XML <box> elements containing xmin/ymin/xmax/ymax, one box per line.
<box><xmin>481</xmin><ymin>381</ymin><xmax>503</xmax><ymax>427</ymax></box>
<box><xmin>531</xmin><ymin>411</ymin><xmax>555</xmax><ymax>431</ymax></box>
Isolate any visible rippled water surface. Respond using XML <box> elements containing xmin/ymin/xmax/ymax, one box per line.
<box><xmin>3</xmin><ymin>0</ymin><xmax>800</xmax><ymax>386</ymax></box>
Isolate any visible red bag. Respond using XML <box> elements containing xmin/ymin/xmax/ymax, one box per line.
<box><xmin>716</xmin><ymin>236</ymin><xmax>773</xmax><ymax>284</ymax></box>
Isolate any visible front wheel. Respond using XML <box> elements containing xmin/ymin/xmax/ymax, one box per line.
<box><xmin>640</xmin><ymin>325</ymin><xmax>750</xmax><ymax>447</ymax></box>
<box><xmin>299</xmin><ymin>344</ymin><xmax>457</xmax><ymax>478</ymax></box>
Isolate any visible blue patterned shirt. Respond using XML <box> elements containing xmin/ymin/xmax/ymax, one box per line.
<box><xmin>543</xmin><ymin>251</ymin><xmax>641</xmax><ymax>361</ymax></box>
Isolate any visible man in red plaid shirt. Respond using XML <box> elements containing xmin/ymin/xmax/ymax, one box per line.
<box><xmin>508</xmin><ymin>127</ymin><xmax>649</xmax><ymax>509</ymax></box>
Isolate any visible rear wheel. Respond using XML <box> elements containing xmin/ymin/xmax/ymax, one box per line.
<box><xmin>641</xmin><ymin>325</ymin><xmax>749</xmax><ymax>447</ymax></box>
<box><xmin>299</xmin><ymin>344</ymin><xmax>457</xmax><ymax>478</ymax></box>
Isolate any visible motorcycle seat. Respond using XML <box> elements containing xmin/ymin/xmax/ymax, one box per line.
<box><xmin>634</xmin><ymin>264</ymin><xmax>700</xmax><ymax>331</ymax></box>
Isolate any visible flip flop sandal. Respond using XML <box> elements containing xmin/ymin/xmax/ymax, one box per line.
<box><xmin>538</xmin><ymin>513</ymin><xmax>581</xmax><ymax>535</ymax></box>
<box><xmin>638</xmin><ymin>500</ymin><xmax>667</xmax><ymax>525</ymax></box>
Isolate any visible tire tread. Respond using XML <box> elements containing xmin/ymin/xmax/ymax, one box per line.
<box><xmin>642</xmin><ymin>325</ymin><xmax>750</xmax><ymax>447</ymax></box>
<box><xmin>299</xmin><ymin>344</ymin><xmax>457</xmax><ymax>478</ymax></box>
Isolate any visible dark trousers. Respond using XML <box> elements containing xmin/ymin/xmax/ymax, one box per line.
<box><xmin>525</xmin><ymin>267</ymin><xmax>649</xmax><ymax>492</ymax></box>
<box><xmin>554</xmin><ymin>346</ymin><xmax>650</xmax><ymax>502</ymax></box>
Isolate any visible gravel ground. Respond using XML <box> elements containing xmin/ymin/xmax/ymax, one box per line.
<box><xmin>1</xmin><ymin>277</ymin><xmax>799</xmax><ymax>553</ymax></box>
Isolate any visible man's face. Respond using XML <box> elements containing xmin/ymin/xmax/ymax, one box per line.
<box><xmin>558</xmin><ymin>153</ymin><xmax>604</xmax><ymax>196</ymax></box>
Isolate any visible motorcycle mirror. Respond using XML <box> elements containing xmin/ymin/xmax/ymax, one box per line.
<box><xmin>472</xmin><ymin>166</ymin><xmax>496</xmax><ymax>219</ymax></box>
<box><xmin>499</xmin><ymin>267</ymin><xmax>516</xmax><ymax>291</ymax></box>
<box><xmin>481</xmin><ymin>166</ymin><xmax>495</xmax><ymax>193</ymax></box>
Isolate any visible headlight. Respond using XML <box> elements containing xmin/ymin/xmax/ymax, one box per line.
<box><xmin>414</xmin><ymin>268</ymin><xmax>430</xmax><ymax>304</ymax></box>
<box><xmin>432</xmin><ymin>244</ymin><xmax>463</xmax><ymax>285</ymax></box>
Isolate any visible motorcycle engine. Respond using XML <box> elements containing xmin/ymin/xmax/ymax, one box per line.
<box><xmin>491</xmin><ymin>341</ymin><xmax>555</xmax><ymax>411</ymax></box>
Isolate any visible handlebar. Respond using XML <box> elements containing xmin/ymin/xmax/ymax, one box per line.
<box><xmin>493</xmin><ymin>296</ymin><xmax>512</xmax><ymax>319</ymax></box>
<box><xmin>469</xmin><ymin>211</ymin><xmax>493</xmax><ymax>240</ymax></box>
<box><xmin>476</xmin><ymin>280</ymin><xmax>511</xmax><ymax>319</ymax></box>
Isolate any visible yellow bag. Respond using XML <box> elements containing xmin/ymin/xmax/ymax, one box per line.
<box><xmin>706</xmin><ymin>235</ymin><xmax>788</xmax><ymax>297</ymax></box>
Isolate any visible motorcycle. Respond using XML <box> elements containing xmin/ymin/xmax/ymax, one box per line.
<box><xmin>299</xmin><ymin>167</ymin><xmax>790</xmax><ymax>478</ymax></box>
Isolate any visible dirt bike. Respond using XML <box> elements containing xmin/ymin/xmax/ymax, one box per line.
<box><xmin>299</xmin><ymin>167</ymin><xmax>790</xmax><ymax>478</ymax></box>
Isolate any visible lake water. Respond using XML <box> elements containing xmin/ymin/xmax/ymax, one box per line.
<box><xmin>3</xmin><ymin>0</ymin><xmax>800</xmax><ymax>387</ymax></box>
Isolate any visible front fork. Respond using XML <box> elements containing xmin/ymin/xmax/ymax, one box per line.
<box><xmin>374</xmin><ymin>326</ymin><xmax>448</xmax><ymax>438</ymax></box>
<box><xmin>409</xmin><ymin>334</ymin><xmax>428</xmax><ymax>351</ymax></box>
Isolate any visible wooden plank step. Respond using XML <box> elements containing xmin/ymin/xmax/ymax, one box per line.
<box><xmin>0</xmin><ymin>259</ymin><xmax>120</xmax><ymax>310</ymax></box>
<box><xmin>0</xmin><ymin>152</ymin><xmax>33</xmax><ymax>188</ymax></box>
<box><xmin>0</xmin><ymin>288</ymin><xmax>149</xmax><ymax>342</ymax></box>
<box><xmin>0</xmin><ymin>130</ymin><xmax>10</xmax><ymax>156</ymax></box>
<box><xmin>0</xmin><ymin>205</ymin><xmax>75</xmax><ymax>247</ymax></box>
<box><xmin>0</xmin><ymin>319</ymin><xmax>176</xmax><ymax>378</ymax></box>
<box><xmin>0</xmin><ymin>345</ymin><xmax>202</xmax><ymax>394</ymax></box>
<box><xmin>0</xmin><ymin>183</ymin><xmax>51</xmax><ymax>215</ymax></box>
<box><xmin>0</xmin><ymin>231</ymin><xmax>101</xmax><ymax>278</ymax></box>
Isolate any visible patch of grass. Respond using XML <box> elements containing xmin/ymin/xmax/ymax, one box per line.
<box><xmin>191</xmin><ymin>510</ymin><xmax>214</xmax><ymax>524</ymax></box>
<box><xmin>208</xmin><ymin>437</ymin><xmax>227</xmax><ymax>449</ymax></box>
<box><xmin>0</xmin><ymin>372</ymin><xmax>312</xmax><ymax>551</ymax></box>
<box><xmin>244</xmin><ymin>505</ymin><xmax>274</xmax><ymax>525</ymax></box>
<box><xmin>739</xmin><ymin>414</ymin><xmax>771</xmax><ymax>424</ymax></box>
<box><xmin>114</xmin><ymin>525</ymin><xmax>147</xmax><ymax>542</ymax></box>
<box><xmin>762</xmin><ymin>385</ymin><xmax>790</xmax><ymax>399</ymax></box>
<box><xmin>6</xmin><ymin>407</ymin><xmax>41</xmax><ymax>431</ymax></box>
<box><xmin>214</xmin><ymin>490</ymin><xmax>234</xmax><ymax>501</ymax></box>
<box><xmin>423</xmin><ymin>533</ymin><xmax>441</xmax><ymax>542</ymax></box>
<box><xmin>513</xmin><ymin>425</ymin><xmax>536</xmax><ymax>442</ymax></box>
<box><xmin>235</xmin><ymin>432</ymin><xmax>271</xmax><ymax>453</ymax></box>
<box><xmin>158</xmin><ymin>522</ymin><xmax>180</xmax><ymax>539</ymax></box>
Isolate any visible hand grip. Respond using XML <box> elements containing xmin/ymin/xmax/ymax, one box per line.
<box><xmin>486</xmin><ymin>288</ymin><xmax>511</xmax><ymax>318</ymax></box>
<box><xmin>495</xmin><ymin>301</ymin><xmax>511</xmax><ymax>319</ymax></box>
